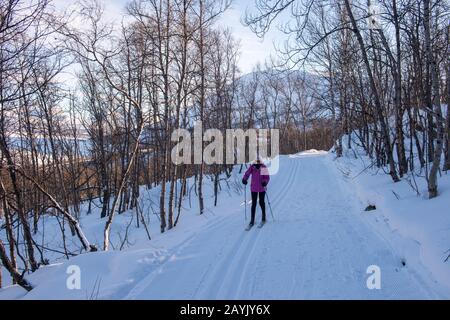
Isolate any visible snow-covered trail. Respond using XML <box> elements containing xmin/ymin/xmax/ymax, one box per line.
<box><xmin>122</xmin><ymin>153</ymin><xmax>440</xmax><ymax>300</ymax></box>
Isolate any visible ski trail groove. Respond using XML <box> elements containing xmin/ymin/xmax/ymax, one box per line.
<box><xmin>223</xmin><ymin>157</ymin><xmax>301</xmax><ymax>299</ymax></box>
<box><xmin>122</xmin><ymin>154</ymin><xmax>440</xmax><ymax>299</ymax></box>
<box><xmin>240</xmin><ymin>157</ymin><xmax>302</xmax><ymax>298</ymax></box>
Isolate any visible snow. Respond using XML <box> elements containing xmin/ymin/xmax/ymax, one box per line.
<box><xmin>332</xmin><ymin>148</ymin><xmax>450</xmax><ymax>297</ymax></box>
<box><xmin>1</xmin><ymin>150</ymin><xmax>449</xmax><ymax>299</ymax></box>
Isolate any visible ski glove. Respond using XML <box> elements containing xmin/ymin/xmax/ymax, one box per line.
<box><xmin>242</xmin><ymin>179</ymin><xmax>248</xmax><ymax>185</ymax></box>
<box><xmin>262</xmin><ymin>182</ymin><xmax>267</xmax><ymax>187</ymax></box>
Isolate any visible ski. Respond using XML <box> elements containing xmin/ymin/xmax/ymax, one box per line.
<box><xmin>257</xmin><ymin>221</ymin><xmax>266</xmax><ymax>228</ymax></box>
<box><xmin>245</xmin><ymin>224</ymin><xmax>254</xmax><ymax>231</ymax></box>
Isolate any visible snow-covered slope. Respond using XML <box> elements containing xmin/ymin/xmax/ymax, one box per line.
<box><xmin>1</xmin><ymin>151</ymin><xmax>448</xmax><ymax>299</ymax></box>
<box><xmin>332</xmin><ymin>147</ymin><xmax>450</xmax><ymax>296</ymax></box>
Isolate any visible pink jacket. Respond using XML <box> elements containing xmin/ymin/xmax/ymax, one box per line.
<box><xmin>243</xmin><ymin>163</ymin><xmax>270</xmax><ymax>192</ymax></box>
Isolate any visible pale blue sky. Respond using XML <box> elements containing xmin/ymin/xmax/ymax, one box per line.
<box><xmin>220</xmin><ymin>1</ymin><xmax>282</xmax><ymax>73</ymax></box>
<box><xmin>55</xmin><ymin>0</ymin><xmax>282</xmax><ymax>74</ymax></box>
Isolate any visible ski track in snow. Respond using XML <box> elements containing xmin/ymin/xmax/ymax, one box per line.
<box><xmin>121</xmin><ymin>153</ymin><xmax>441</xmax><ymax>300</ymax></box>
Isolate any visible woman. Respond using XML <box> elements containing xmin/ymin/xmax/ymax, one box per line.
<box><xmin>242</xmin><ymin>158</ymin><xmax>270</xmax><ymax>228</ymax></box>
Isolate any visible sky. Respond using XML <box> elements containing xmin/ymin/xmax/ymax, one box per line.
<box><xmin>54</xmin><ymin>0</ymin><xmax>283</xmax><ymax>74</ymax></box>
<box><xmin>219</xmin><ymin>1</ymin><xmax>282</xmax><ymax>73</ymax></box>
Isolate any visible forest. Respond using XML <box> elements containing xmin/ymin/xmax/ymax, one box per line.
<box><xmin>0</xmin><ymin>0</ymin><xmax>448</xmax><ymax>292</ymax></box>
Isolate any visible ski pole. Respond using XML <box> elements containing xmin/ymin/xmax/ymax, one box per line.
<box><xmin>244</xmin><ymin>184</ymin><xmax>247</xmax><ymax>222</ymax></box>
<box><xmin>265</xmin><ymin>189</ymin><xmax>275</xmax><ymax>221</ymax></box>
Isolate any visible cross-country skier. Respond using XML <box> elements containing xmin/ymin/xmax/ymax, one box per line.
<box><xmin>242</xmin><ymin>158</ymin><xmax>270</xmax><ymax>229</ymax></box>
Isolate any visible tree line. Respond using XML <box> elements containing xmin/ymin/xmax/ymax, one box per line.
<box><xmin>0</xmin><ymin>0</ymin><xmax>329</xmax><ymax>290</ymax></box>
<box><xmin>1</xmin><ymin>0</ymin><xmax>448</xmax><ymax>291</ymax></box>
<box><xmin>246</xmin><ymin>0</ymin><xmax>449</xmax><ymax>196</ymax></box>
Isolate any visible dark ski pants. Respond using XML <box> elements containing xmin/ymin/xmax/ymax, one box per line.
<box><xmin>251</xmin><ymin>191</ymin><xmax>266</xmax><ymax>224</ymax></box>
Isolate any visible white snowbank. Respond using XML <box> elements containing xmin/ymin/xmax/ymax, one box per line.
<box><xmin>290</xmin><ymin>149</ymin><xmax>328</xmax><ymax>158</ymax></box>
<box><xmin>1</xmin><ymin>149</ymin><xmax>449</xmax><ymax>299</ymax></box>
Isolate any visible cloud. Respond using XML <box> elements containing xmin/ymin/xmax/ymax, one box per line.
<box><xmin>54</xmin><ymin>0</ymin><xmax>282</xmax><ymax>74</ymax></box>
<box><xmin>217</xmin><ymin>4</ymin><xmax>281</xmax><ymax>74</ymax></box>
<box><xmin>53</xmin><ymin>0</ymin><xmax>126</xmax><ymax>24</ymax></box>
